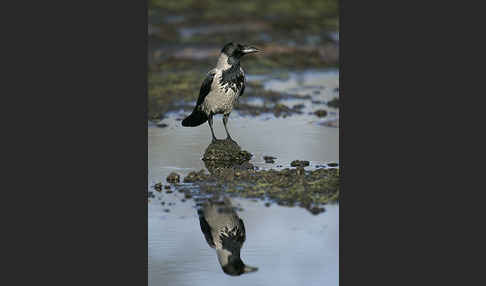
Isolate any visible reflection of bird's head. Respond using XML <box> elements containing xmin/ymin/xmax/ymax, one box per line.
<box><xmin>217</xmin><ymin>249</ymin><xmax>259</xmax><ymax>276</ymax></box>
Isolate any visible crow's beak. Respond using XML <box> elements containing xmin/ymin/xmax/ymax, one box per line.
<box><xmin>243</xmin><ymin>265</ymin><xmax>259</xmax><ymax>273</ymax></box>
<box><xmin>242</xmin><ymin>46</ymin><xmax>262</xmax><ymax>54</ymax></box>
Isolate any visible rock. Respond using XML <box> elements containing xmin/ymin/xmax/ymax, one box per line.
<box><xmin>310</xmin><ymin>206</ymin><xmax>325</xmax><ymax>215</ymax></box>
<box><xmin>184</xmin><ymin>170</ymin><xmax>209</xmax><ymax>183</ymax></box>
<box><xmin>273</xmin><ymin>103</ymin><xmax>291</xmax><ymax>117</ymax></box>
<box><xmin>293</xmin><ymin>104</ymin><xmax>305</xmax><ymax>110</ymax></box>
<box><xmin>166</xmin><ymin>172</ymin><xmax>180</xmax><ymax>183</ymax></box>
<box><xmin>290</xmin><ymin>160</ymin><xmax>310</xmax><ymax>167</ymax></box>
<box><xmin>203</xmin><ymin>139</ymin><xmax>252</xmax><ymax>162</ymax></box>
<box><xmin>154</xmin><ymin>183</ymin><xmax>163</xmax><ymax>192</ymax></box>
<box><xmin>263</xmin><ymin>155</ymin><xmax>276</xmax><ymax>163</ymax></box>
<box><xmin>314</xmin><ymin>109</ymin><xmax>328</xmax><ymax>117</ymax></box>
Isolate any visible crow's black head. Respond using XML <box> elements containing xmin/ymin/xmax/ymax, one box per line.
<box><xmin>221</xmin><ymin>42</ymin><xmax>261</xmax><ymax>59</ymax></box>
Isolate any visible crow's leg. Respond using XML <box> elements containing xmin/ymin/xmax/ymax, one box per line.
<box><xmin>208</xmin><ymin>114</ymin><xmax>217</xmax><ymax>141</ymax></box>
<box><xmin>223</xmin><ymin>114</ymin><xmax>233</xmax><ymax>141</ymax></box>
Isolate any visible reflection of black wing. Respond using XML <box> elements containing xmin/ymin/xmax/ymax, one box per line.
<box><xmin>196</xmin><ymin>70</ymin><xmax>216</xmax><ymax>107</ymax></box>
<box><xmin>220</xmin><ymin>221</ymin><xmax>246</xmax><ymax>252</ymax></box>
<box><xmin>199</xmin><ymin>216</ymin><xmax>216</xmax><ymax>248</ymax></box>
<box><xmin>238</xmin><ymin>218</ymin><xmax>246</xmax><ymax>243</ymax></box>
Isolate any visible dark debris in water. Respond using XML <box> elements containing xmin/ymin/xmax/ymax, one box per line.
<box><xmin>154</xmin><ymin>183</ymin><xmax>163</xmax><ymax>192</ymax></box>
<box><xmin>166</xmin><ymin>172</ymin><xmax>181</xmax><ymax>183</ymax></box>
<box><xmin>290</xmin><ymin>160</ymin><xmax>310</xmax><ymax>167</ymax></box>
<box><xmin>314</xmin><ymin>109</ymin><xmax>328</xmax><ymax>117</ymax></box>
<box><xmin>263</xmin><ymin>155</ymin><xmax>277</xmax><ymax>163</ymax></box>
<box><xmin>310</xmin><ymin>206</ymin><xmax>326</xmax><ymax>215</ymax></box>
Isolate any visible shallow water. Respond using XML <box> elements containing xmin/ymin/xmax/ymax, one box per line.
<box><xmin>149</xmin><ymin>198</ymin><xmax>339</xmax><ymax>286</ymax></box>
<box><xmin>148</xmin><ymin>69</ymin><xmax>339</xmax><ymax>285</ymax></box>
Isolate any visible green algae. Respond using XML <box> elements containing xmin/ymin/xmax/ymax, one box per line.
<box><xmin>163</xmin><ymin>137</ymin><xmax>339</xmax><ymax>214</ymax></box>
<box><xmin>148</xmin><ymin>71</ymin><xmax>203</xmax><ymax>119</ymax></box>
<box><xmin>178</xmin><ymin>167</ymin><xmax>339</xmax><ymax>215</ymax></box>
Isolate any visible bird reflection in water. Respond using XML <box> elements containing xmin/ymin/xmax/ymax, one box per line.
<box><xmin>197</xmin><ymin>197</ymin><xmax>258</xmax><ymax>276</ymax></box>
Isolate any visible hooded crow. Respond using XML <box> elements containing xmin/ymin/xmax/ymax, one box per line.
<box><xmin>181</xmin><ymin>42</ymin><xmax>261</xmax><ymax>141</ymax></box>
<box><xmin>198</xmin><ymin>197</ymin><xmax>258</xmax><ymax>276</ymax></box>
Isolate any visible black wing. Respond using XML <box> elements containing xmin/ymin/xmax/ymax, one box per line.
<box><xmin>239</xmin><ymin>82</ymin><xmax>245</xmax><ymax>97</ymax></box>
<box><xmin>196</xmin><ymin>70</ymin><xmax>216</xmax><ymax>107</ymax></box>
<box><xmin>199</xmin><ymin>216</ymin><xmax>216</xmax><ymax>248</ymax></box>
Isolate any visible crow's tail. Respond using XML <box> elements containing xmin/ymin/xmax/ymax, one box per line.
<box><xmin>182</xmin><ymin>109</ymin><xmax>208</xmax><ymax>127</ymax></box>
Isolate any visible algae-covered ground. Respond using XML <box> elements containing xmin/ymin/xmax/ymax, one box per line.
<box><xmin>150</xmin><ymin>139</ymin><xmax>339</xmax><ymax>215</ymax></box>
<box><xmin>148</xmin><ymin>0</ymin><xmax>339</xmax><ymax>120</ymax></box>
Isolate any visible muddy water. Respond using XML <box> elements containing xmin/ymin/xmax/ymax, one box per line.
<box><xmin>148</xmin><ymin>69</ymin><xmax>339</xmax><ymax>285</ymax></box>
